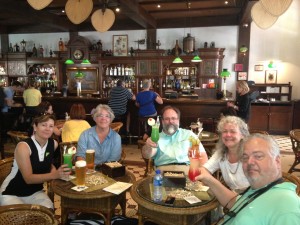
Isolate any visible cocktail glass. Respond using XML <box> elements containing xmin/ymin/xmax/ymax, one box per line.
<box><xmin>188</xmin><ymin>145</ymin><xmax>202</xmax><ymax>190</ymax></box>
<box><xmin>63</xmin><ymin>153</ymin><xmax>73</xmax><ymax>180</ymax></box>
<box><xmin>151</xmin><ymin>124</ymin><xmax>159</xmax><ymax>152</ymax></box>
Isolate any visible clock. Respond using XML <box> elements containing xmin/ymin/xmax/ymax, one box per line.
<box><xmin>73</xmin><ymin>49</ymin><xmax>84</xmax><ymax>60</ymax></box>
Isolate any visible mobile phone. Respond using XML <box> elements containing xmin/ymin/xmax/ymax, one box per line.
<box><xmin>164</xmin><ymin>196</ymin><xmax>175</xmax><ymax>206</ymax></box>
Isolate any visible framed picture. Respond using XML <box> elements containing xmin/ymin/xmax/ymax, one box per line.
<box><xmin>265</xmin><ymin>70</ymin><xmax>277</xmax><ymax>84</ymax></box>
<box><xmin>67</xmin><ymin>67</ymin><xmax>99</xmax><ymax>94</ymax></box>
<box><xmin>113</xmin><ymin>35</ymin><xmax>128</xmax><ymax>56</ymax></box>
<box><xmin>237</xmin><ymin>71</ymin><xmax>248</xmax><ymax>81</ymax></box>
<box><xmin>234</xmin><ymin>63</ymin><xmax>243</xmax><ymax>72</ymax></box>
<box><xmin>255</xmin><ymin>64</ymin><xmax>264</xmax><ymax>71</ymax></box>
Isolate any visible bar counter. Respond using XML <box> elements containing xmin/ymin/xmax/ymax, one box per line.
<box><xmin>14</xmin><ymin>95</ymin><xmax>296</xmax><ymax>135</ymax></box>
<box><xmin>14</xmin><ymin>95</ymin><xmax>227</xmax><ymax>135</ymax></box>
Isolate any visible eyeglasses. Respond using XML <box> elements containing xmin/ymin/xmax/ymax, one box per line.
<box><xmin>241</xmin><ymin>152</ymin><xmax>265</xmax><ymax>162</ymax></box>
<box><xmin>162</xmin><ymin>117</ymin><xmax>179</xmax><ymax>122</ymax></box>
<box><xmin>95</xmin><ymin>113</ymin><xmax>111</xmax><ymax>119</ymax></box>
<box><xmin>221</xmin><ymin>130</ymin><xmax>238</xmax><ymax>135</ymax></box>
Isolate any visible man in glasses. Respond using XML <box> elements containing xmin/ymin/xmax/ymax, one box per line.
<box><xmin>142</xmin><ymin>105</ymin><xmax>207</xmax><ymax>174</ymax></box>
<box><xmin>196</xmin><ymin>134</ymin><xmax>300</xmax><ymax>225</ymax></box>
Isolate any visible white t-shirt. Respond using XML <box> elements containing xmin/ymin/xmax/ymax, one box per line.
<box><xmin>204</xmin><ymin>151</ymin><xmax>249</xmax><ymax>192</ymax></box>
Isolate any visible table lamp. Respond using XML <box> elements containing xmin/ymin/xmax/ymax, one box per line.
<box><xmin>220</xmin><ymin>68</ymin><xmax>231</xmax><ymax>100</ymax></box>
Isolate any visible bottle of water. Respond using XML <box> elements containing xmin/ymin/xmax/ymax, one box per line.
<box><xmin>153</xmin><ymin>169</ymin><xmax>163</xmax><ymax>202</ymax></box>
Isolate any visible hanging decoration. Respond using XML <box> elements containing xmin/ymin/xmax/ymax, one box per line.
<box><xmin>27</xmin><ymin>0</ymin><xmax>53</xmax><ymax>10</ymax></box>
<box><xmin>91</xmin><ymin>8</ymin><xmax>115</xmax><ymax>32</ymax></box>
<box><xmin>65</xmin><ymin>0</ymin><xmax>93</xmax><ymax>24</ymax></box>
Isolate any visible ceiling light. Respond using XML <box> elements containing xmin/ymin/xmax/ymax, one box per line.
<box><xmin>157</xmin><ymin>4</ymin><xmax>161</xmax><ymax>8</ymax></box>
<box><xmin>115</xmin><ymin>7</ymin><xmax>120</xmax><ymax>12</ymax></box>
<box><xmin>224</xmin><ymin>1</ymin><xmax>229</xmax><ymax>5</ymax></box>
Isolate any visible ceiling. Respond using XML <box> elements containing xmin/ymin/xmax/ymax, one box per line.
<box><xmin>0</xmin><ymin>0</ymin><xmax>255</xmax><ymax>34</ymax></box>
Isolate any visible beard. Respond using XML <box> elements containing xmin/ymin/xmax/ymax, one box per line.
<box><xmin>163</xmin><ymin>124</ymin><xmax>179</xmax><ymax>135</ymax></box>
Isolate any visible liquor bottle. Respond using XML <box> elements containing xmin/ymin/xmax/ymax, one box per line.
<box><xmin>59</xmin><ymin>38</ymin><xmax>64</xmax><ymax>51</ymax></box>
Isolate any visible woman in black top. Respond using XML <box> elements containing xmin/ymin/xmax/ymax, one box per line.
<box><xmin>0</xmin><ymin>114</ymin><xmax>70</xmax><ymax>209</ymax></box>
<box><xmin>227</xmin><ymin>81</ymin><xmax>251</xmax><ymax>122</ymax></box>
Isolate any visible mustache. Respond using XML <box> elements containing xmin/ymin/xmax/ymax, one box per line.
<box><xmin>163</xmin><ymin>124</ymin><xmax>178</xmax><ymax>135</ymax></box>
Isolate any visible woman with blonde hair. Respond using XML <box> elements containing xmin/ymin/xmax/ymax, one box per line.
<box><xmin>227</xmin><ymin>81</ymin><xmax>251</xmax><ymax>122</ymax></box>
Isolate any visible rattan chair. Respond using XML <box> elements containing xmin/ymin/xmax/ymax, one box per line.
<box><xmin>249</xmin><ymin>129</ymin><xmax>269</xmax><ymax>135</ymax></box>
<box><xmin>110</xmin><ymin>122</ymin><xmax>126</xmax><ymax>163</ymax></box>
<box><xmin>0</xmin><ymin>204</ymin><xmax>58</xmax><ymax>225</ymax></box>
<box><xmin>110</xmin><ymin>122</ymin><xmax>123</xmax><ymax>133</ymax></box>
<box><xmin>288</xmin><ymin>129</ymin><xmax>300</xmax><ymax>173</ymax></box>
<box><xmin>282</xmin><ymin>172</ymin><xmax>300</xmax><ymax>196</ymax></box>
<box><xmin>0</xmin><ymin>157</ymin><xmax>14</xmax><ymax>186</ymax></box>
<box><xmin>7</xmin><ymin>131</ymin><xmax>29</xmax><ymax>145</ymax></box>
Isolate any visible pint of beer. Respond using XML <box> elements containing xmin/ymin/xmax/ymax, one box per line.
<box><xmin>86</xmin><ymin>149</ymin><xmax>95</xmax><ymax>170</ymax></box>
<box><xmin>75</xmin><ymin>160</ymin><xmax>86</xmax><ymax>187</ymax></box>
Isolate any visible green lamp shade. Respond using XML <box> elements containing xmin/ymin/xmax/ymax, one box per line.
<box><xmin>239</xmin><ymin>46</ymin><xmax>248</xmax><ymax>53</ymax></box>
<box><xmin>172</xmin><ymin>57</ymin><xmax>183</xmax><ymax>64</ymax></box>
<box><xmin>81</xmin><ymin>59</ymin><xmax>91</xmax><ymax>64</ymax></box>
<box><xmin>65</xmin><ymin>59</ymin><xmax>74</xmax><ymax>64</ymax></box>
<box><xmin>191</xmin><ymin>55</ymin><xmax>202</xmax><ymax>62</ymax></box>
<box><xmin>220</xmin><ymin>68</ymin><xmax>231</xmax><ymax>77</ymax></box>
<box><xmin>268</xmin><ymin>61</ymin><xmax>275</xmax><ymax>68</ymax></box>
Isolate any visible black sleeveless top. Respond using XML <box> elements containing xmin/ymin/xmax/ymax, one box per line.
<box><xmin>2</xmin><ymin>138</ymin><xmax>54</xmax><ymax>196</ymax></box>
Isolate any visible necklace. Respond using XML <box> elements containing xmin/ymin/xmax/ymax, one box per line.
<box><xmin>227</xmin><ymin>160</ymin><xmax>240</xmax><ymax>174</ymax></box>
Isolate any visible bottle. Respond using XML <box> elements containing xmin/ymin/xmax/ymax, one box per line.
<box><xmin>153</xmin><ymin>169</ymin><xmax>163</xmax><ymax>202</ymax></box>
<box><xmin>59</xmin><ymin>38</ymin><xmax>64</xmax><ymax>51</ymax></box>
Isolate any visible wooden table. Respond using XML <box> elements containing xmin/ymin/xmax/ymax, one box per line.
<box><xmin>51</xmin><ymin>170</ymin><xmax>135</xmax><ymax>225</ymax></box>
<box><xmin>130</xmin><ymin>176</ymin><xmax>219</xmax><ymax>225</ymax></box>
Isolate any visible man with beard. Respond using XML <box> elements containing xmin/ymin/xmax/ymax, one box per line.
<box><xmin>142</xmin><ymin>105</ymin><xmax>207</xmax><ymax>174</ymax></box>
<box><xmin>196</xmin><ymin>134</ymin><xmax>300</xmax><ymax>225</ymax></box>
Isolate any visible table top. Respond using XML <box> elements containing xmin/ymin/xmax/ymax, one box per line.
<box><xmin>130</xmin><ymin>176</ymin><xmax>219</xmax><ymax>215</ymax></box>
<box><xmin>51</xmin><ymin>170</ymin><xmax>135</xmax><ymax>200</ymax></box>
<box><xmin>199</xmin><ymin>131</ymin><xmax>219</xmax><ymax>142</ymax></box>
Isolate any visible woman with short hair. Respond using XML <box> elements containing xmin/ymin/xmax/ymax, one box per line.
<box><xmin>0</xmin><ymin>114</ymin><xmax>70</xmax><ymax>209</ymax></box>
<box><xmin>75</xmin><ymin>104</ymin><xmax>121</xmax><ymax>165</ymax></box>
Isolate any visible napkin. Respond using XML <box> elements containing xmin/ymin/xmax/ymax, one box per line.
<box><xmin>184</xmin><ymin>196</ymin><xmax>202</xmax><ymax>204</ymax></box>
<box><xmin>71</xmin><ymin>186</ymin><xmax>89</xmax><ymax>192</ymax></box>
<box><xmin>103</xmin><ymin>182</ymin><xmax>132</xmax><ymax>195</ymax></box>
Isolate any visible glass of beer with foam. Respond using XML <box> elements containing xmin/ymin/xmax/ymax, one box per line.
<box><xmin>86</xmin><ymin>149</ymin><xmax>95</xmax><ymax>173</ymax></box>
<box><xmin>75</xmin><ymin>160</ymin><xmax>86</xmax><ymax>188</ymax></box>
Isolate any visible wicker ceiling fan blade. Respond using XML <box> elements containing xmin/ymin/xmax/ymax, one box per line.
<box><xmin>91</xmin><ymin>8</ymin><xmax>115</xmax><ymax>33</ymax></box>
<box><xmin>65</xmin><ymin>0</ymin><xmax>93</xmax><ymax>25</ymax></box>
<box><xmin>27</xmin><ymin>0</ymin><xmax>53</xmax><ymax>10</ymax></box>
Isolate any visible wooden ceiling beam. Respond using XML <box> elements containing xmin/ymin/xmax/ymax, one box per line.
<box><xmin>119</xmin><ymin>0</ymin><xmax>157</xmax><ymax>28</ymax></box>
<box><xmin>0</xmin><ymin>0</ymin><xmax>77</xmax><ymax>33</ymax></box>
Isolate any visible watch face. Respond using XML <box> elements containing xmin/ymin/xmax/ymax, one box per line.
<box><xmin>73</xmin><ymin>49</ymin><xmax>83</xmax><ymax>60</ymax></box>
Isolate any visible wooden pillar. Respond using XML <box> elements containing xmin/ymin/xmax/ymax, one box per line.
<box><xmin>146</xmin><ymin>29</ymin><xmax>156</xmax><ymax>50</ymax></box>
<box><xmin>237</xmin><ymin>24</ymin><xmax>251</xmax><ymax>73</ymax></box>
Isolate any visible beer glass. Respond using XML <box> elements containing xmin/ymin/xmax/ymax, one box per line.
<box><xmin>75</xmin><ymin>160</ymin><xmax>86</xmax><ymax>188</ymax></box>
<box><xmin>86</xmin><ymin>149</ymin><xmax>95</xmax><ymax>173</ymax></box>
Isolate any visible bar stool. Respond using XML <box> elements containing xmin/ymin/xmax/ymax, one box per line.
<box><xmin>138</xmin><ymin>116</ymin><xmax>152</xmax><ymax>140</ymax></box>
